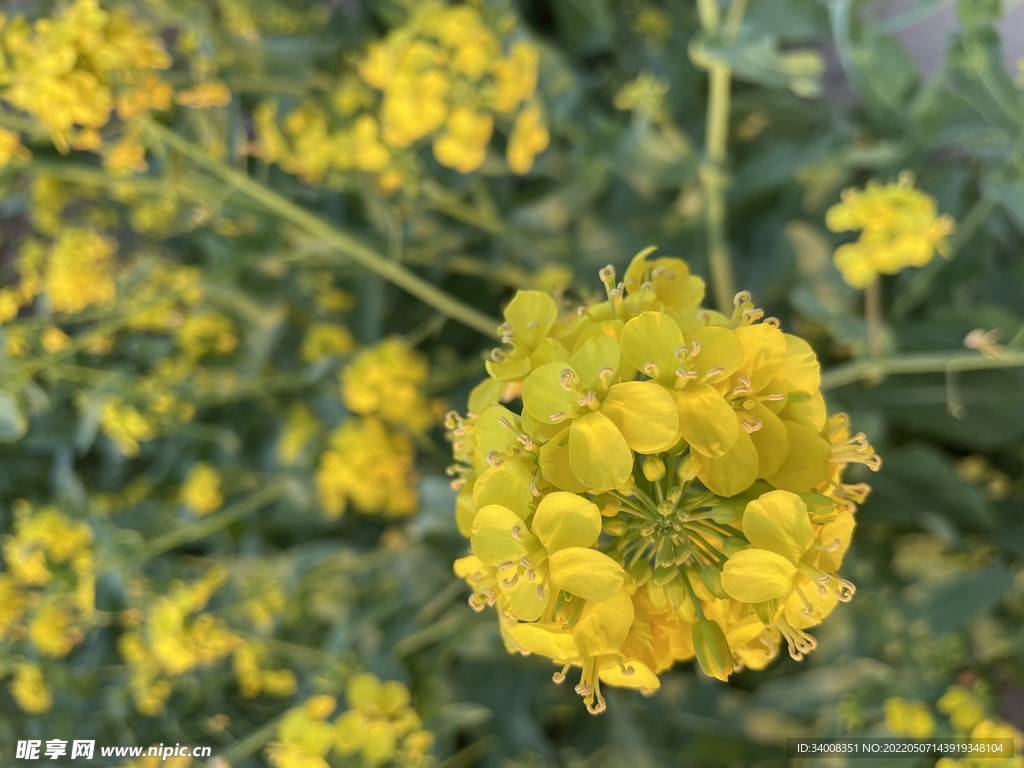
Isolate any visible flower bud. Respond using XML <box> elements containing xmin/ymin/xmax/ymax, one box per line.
<box><xmin>677</xmin><ymin>454</ymin><xmax>696</xmax><ymax>482</ymax></box>
<box><xmin>643</xmin><ymin>456</ymin><xmax>666</xmax><ymax>482</ymax></box>
<box><xmin>692</xmin><ymin>619</ymin><xmax>734</xmax><ymax>682</ymax></box>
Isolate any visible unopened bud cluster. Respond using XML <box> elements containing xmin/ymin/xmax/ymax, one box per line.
<box><xmin>447</xmin><ymin>249</ymin><xmax>881</xmax><ymax>713</ymax></box>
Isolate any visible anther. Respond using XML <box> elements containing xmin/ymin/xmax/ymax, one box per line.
<box><xmin>500</xmin><ymin>417</ymin><xmax>514</xmax><ymax>429</ymax></box>
<box><xmin>511</xmin><ymin>525</ymin><xmax>522</xmax><ymax>541</ymax></box>
<box><xmin>549</xmin><ymin>411</ymin><xmax>567</xmax><ymax>422</ymax></box>
<box><xmin>486</xmin><ymin>451</ymin><xmax>502</xmax><ymax>467</ymax></box>
<box><xmin>644</xmin><ymin>362</ymin><xmax>660</xmax><ymax>376</ymax></box>
<box><xmin>733</xmin><ymin>291</ymin><xmax>751</xmax><ymax>306</ymax></box>
<box><xmin>764</xmin><ymin>317</ymin><xmax>781</xmax><ymax>328</ymax></box>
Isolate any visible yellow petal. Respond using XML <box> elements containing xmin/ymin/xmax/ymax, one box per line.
<box><xmin>735</xmin><ymin>323</ymin><xmax>786</xmax><ymax>388</ymax></box>
<box><xmin>502</xmin><ymin>575</ymin><xmax>549</xmax><ymax>621</ymax></box>
<box><xmin>687</xmin><ymin>326</ymin><xmax>744</xmax><ymax>382</ymax></box>
<box><xmin>569</xmin><ymin>336</ymin><xmax>621</xmax><ymax>392</ymax></box>
<box><xmin>747</xmin><ymin>403</ymin><xmax>789</xmax><ymax>477</ymax></box>
<box><xmin>783</xmin><ymin>575</ymin><xmax>838</xmax><ymax>628</ymax></box>
<box><xmin>470</xmin><ymin>504</ymin><xmax>530</xmax><ymax>566</ymax></box>
<box><xmin>467</xmin><ymin>378</ymin><xmax>505</xmax><ymax>415</ymax></box>
<box><xmin>675</xmin><ymin>384</ymin><xmax>738</xmax><ymax>458</ymax></box>
<box><xmin>548</xmin><ymin>547</ymin><xmax>625</xmax><ymax>601</ymax></box>
<box><xmin>692</xmin><ymin>423</ymin><xmax>758</xmax><ymax>496</ymax></box>
<box><xmin>538</xmin><ymin>426</ymin><xmax>588</xmax><ymax>493</ymax></box>
<box><xmin>507</xmin><ymin>622</ymin><xmax>580</xmax><ymax>660</ymax></box>
<box><xmin>568</xmin><ymin>411</ymin><xmax>634</xmax><ymax>491</ymax></box>
<box><xmin>474</xmin><ymin>405</ymin><xmax>521</xmax><ymax>457</ymax></box>
<box><xmin>603</xmin><ymin>381</ymin><xmax>679</xmax><ymax>454</ymax></box>
<box><xmin>504</xmin><ymin>290</ymin><xmax>558</xmax><ymax>348</ymax></box>
<box><xmin>764</xmin><ymin>421</ymin><xmax>830</xmax><ymax>492</ymax></box>
<box><xmin>531</xmin><ymin>492</ymin><xmax>602</xmax><ymax>552</ymax></box>
<box><xmin>598</xmin><ymin>658</ymin><xmax>660</xmax><ymax>690</ymax></box>
<box><xmin>812</xmin><ymin>510</ymin><xmax>855</xmax><ymax>573</ymax></box>
<box><xmin>572</xmin><ymin>589</ymin><xmax>634</xmax><ymax>656</ymax></box>
<box><xmin>778</xmin><ymin>390</ymin><xmax>827</xmax><ymax>433</ymax></box>
<box><xmin>780</xmin><ymin>334</ymin><xmax>821</xmax><ymax>393</ymax></box>
<box><xmin>522</xmin><ymin>362</ymin><xmax>583</xmax><ymax>424</ymax></box>
<box><xmin>742</xmin><ymin>490</ymin><xmax>814</xmax><ymax>565</ymax></box>
<box><xmin>721</xmin><ymin>549</ymin><xmax>797</xmax><ymax>602</ymax></box>
<box><xmin>473</xmin><ymin>462</ymin><xmax>534</xmax><ymax>520</ymax></box>
<box><xmin>619</xmin><ymin>311</ymin><xmax>683</xmax><ymax>386</ymax></box>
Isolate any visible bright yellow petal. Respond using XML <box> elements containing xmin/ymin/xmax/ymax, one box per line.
<box><xmin>470</xmin><ymin>504</ymin><xmax>531</xmax><ymax>566</ymax></box>
<box><xmin>548</xmin><ymin>547</ymin><xmax>625</xmax><ymax>601</ymax></box>
<box><xmin>572</xmin><ymin>589</ymin><xmax>634</xmax><ymax>656</ymax></box>
<box><xmin>531</xmin><ymin>492</ymin><xmax>602</xmax><ymax>552</ymax></box>
<box><xmin>538</xmin><ymin>426</ymin><xmax>588</xmax><ymax>493</ymax></box>
<box><xmin>812</xmin><ymin>510</ymin><xmax>855</xmax><ymax>573</ymax></box>
<box><xmin>507</xmin><ymin>622</ymin><xmax>580</xmax><ymax>660</ymax></box>
<box><xmin>675</xmin><ymin>384</ymin><xmax>738</xmax><ymax>458</ymax></box>
<box><xmin>735</xmin><ymin>323</ymin><xmax>786</xmax><ymax>388</ymax></box>
<box><xmin>504</xmin><ymin>290</ymin><xmax>558</xmax><ymax>348</ymax></box>
<box><xmin>502</xmin><ymin>575</ymin><xmax>549</xmax><ymax>621</ymax></box>
<box><xmin>522</xmin><ymin>361</ymin><xmax>584</xmax><ymax>424</ymax></box>
<box><xmin>598</xmin><ymin>658</ymin><xmax>660</xmax><ymax>690</ymax></box>
<box><xmin>721</xmin><ymin>549</ymin><xmax>797</xmax><ymax>602</ymax></box>
<box><xmin>619</xmin><ymin>311</ymin><xmax>683</xmax><ymax>386</ymax></box>
<box><xmin>747</xmin><ymin>403</ymin><xmax>789</xmax><ymax>477</ymax></box>
<box><xmin>692</xmin><ymin>423</ymin><xmax>758</xmax><ymax>496</ymax></box>
<box><xmin>568</xmin><ymin>411</ymin><xmax>634</xmax><ymax>491</ymax></box>
<box><xmin>742</xmin><ymin>490</ymin><xmax>814</xmax><ymax>565</ymax></box>
<box><xmin>687</xmin><ymin>326</ymin><xmax>744</xmax><ymax>382</ymax></box>
<box><xmin>473</xmin><ymin>462</ymin><xmax>534</xmax><ymax>520</ymax></box>
<box><xmin>602</xmin><ymin>381</ymin><xmax>679</xmax><ymax>454</ymax></box>
<box><xmin>764</xmin><ymin>421</ymin><xmax>830</xmax><ymax>492</ymax></box>
<box><xmin>569</xmin><ymin>336</ymin><xmax>621</xmax><ymax>392</ymax></box>
<box><xmin>779</xmin><ymin>334</ymin><xmax>821</xmax><ymax>393</ymax></box>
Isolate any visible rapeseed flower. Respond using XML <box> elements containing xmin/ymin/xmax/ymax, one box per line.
<box><xmin>181</xmin><ymin>463</ymin><xmax>224</xmax><ymax>515</ymax></box>
<box><xmin>449</xmin><ymin>250</ymin><xmax>879</xmax><ymax>711</ymax></box>
<box><xmin>826</xmin><ymin>173</ymin><xmax>955</xmax><ymax>288</ymax></box>
<box><xmin>342</xmin><ymin>337</ymin><xmax>436</xmax><ymax>433</ymax></box>
<box><xmin>9</xmin><ymin>662</ymin><xmax>52</xmax><ymax>714</ymax></box>
<box><xmin>316</xmin><ymin>417</ymin><xmax>417</xmax><ymax>519</ymax></box>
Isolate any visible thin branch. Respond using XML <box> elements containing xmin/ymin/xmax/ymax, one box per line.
<box><xmin>146</xmin><ymin>122</ymin><xmax>501</xmax><ymax>339</ymax></box>
<box><xmin>820</xmin><ymin>350</ymin><xmax>1024</xmax><ymax>391</ymax></box>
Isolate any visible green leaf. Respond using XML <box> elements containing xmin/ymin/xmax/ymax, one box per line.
<box><xmin>910</xmin><ymin>562</ymin><xmax>1015</xmax><ymax>633</ymax></box>
<box><xmin>0</xmin><ymin>391</ymin><xmax>27</xmax><ymax>442</ymax></box>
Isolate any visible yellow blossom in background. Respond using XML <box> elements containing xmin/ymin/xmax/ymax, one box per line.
<box><xmin>884</xmin><ymin>696</ymin><xmax>936</xmax><ymax>738</ymax></box>
<box><xmin>301</xmin><ymin>323</ymin><xmax>355</xmax><ymax>363</ymax></box>
<box><xmin>0</xmin><ymin>127</ymin><xmax>31</xmax><ymax>167</ymax></box>
<box><xmin>334</xmin><ymin>673</ymin><xmax>435</xmax><ymax>768</ymax></box>
<box><xmin>9</xmin><ymin>662</ymin><xmax>52</xmax><ymax>714</ymax></box>
<box><xmin>41</xmin><ymin>327</ymin><xmax>72</xmax><ymax>353</ymax></box>
<box><xmin>506</xmin><ymin>103</ymin><xmax>549</xmax><ymax>174</ymax></box>
<box><xmin>176</xmin><ymin>313</ymin><xmax>238</xmax><ymax>359</ymax></box>
<box><xmin>938</xmin><ymin>684</ymin><xmax>987</xmax><ymax>733</ymax></box>
<box><xmin>181</xmin><ymin>463</ymin><xmax>224</xmax><ymax>515</ymax></box>
<box><xmin>101</xmin><ymin>400</ymin><xmax>157</xmax><ymax>457</ymax></box>
<box><xmin>825</xmin><ymin>172</ymin><xmax>956</xmax><ymax>288</ymax></box>
<box><xmin>936</xmin><ymin>719</ymin><xmax>1024</xmax><ymax>768</ymax></box>
<box><xmin>0</xmin><ymin>0</ymin><xmax>171</xmax><ymax>151</ymax></box>
<box><xmin>175</xmin><ymin>82</ymin><xmax>233</xmax><ymax>108</ymax></box>
<box><xmin>614</xmin><ymin>72</ymin><xmax>670</xmax><ymax>120</ymax></box>
<box><xmin>278</xmin><ymin>404</ymin><xmax>321</xmax><ymax>465</ymax></box>
<box><xmin>342</xmin><ymin>337</ymin><xmax>436</xmax><ymax>433</ymax></box>
<box><xmin>316</xmin><ymin>417</ymin><xmax>418</xmax><ymax>519</ymax></box>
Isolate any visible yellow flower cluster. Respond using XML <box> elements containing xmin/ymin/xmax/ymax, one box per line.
<box><xmin>447</xmin><ymin>249</ymin><xmax>881</xmax><ymax>712</ymax></box>
<box><xmin>316</xmin><ymin>417</ymin><xmax>418</xmax><ymax>519</ymax></box>
<box><xmin>119</xmin><ymin>569</ymin><xmax>293</xmax><ymax>715</ymax></box>
<box><xmin>342</xmin><ymin>336</ymin><xmax>439</xmax><ymax>433</ymax></box>
<box><xmin>0</xmin><ymin>0</ymin><xmax>172</xmax><ymax>158</ymax></box>
<box><xmin>884</xmin><ymin>696</ymin><xmax>936</xmax><ymax>738</ymax></box>
<box><xmin>267</xmin><ymin>674</ymin><xmax>434</xmax><ymax>768</ymax></box>
<box><xmin>181</xmin><ymin>462</ymin><xmax>224</xmax><ymax>515</ymax></box>
<box><xmin>301</xmin><ymin>322</ymin><xmax>355</xmax><ymax>363</ymax></box>
<box><xmin>826</xmin><ymin>172</ymin><xmax>956</xmax><ymax>288</ymax></box>
<box><xmin>1</xmin><ymin>502</ymin><xmax>95</xmax><ymax>713</ymax></box>
<box><xmin>254</xmin><ymin>2</ymin><xmax>548</xmax><ymax>189</ymax></box>
<box><xmin>0</xmin><ymin>227</ymin><xmax>117</xmax><ymax>322</ymax></box>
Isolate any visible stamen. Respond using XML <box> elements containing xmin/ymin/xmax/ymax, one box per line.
<box><xmin>511</xmin><ymin>525</ymin><xmax>522</xmax><ymax>541</ymax></box>
<box><xmin>485</xmin><ymin>451</ymin><xmax>503</xmax><ymax>467</ymax></box>
<box><xmin>733</xmin><ymin>291</ymin><xmax>751</xmax><ymax>306</ymax></box>
<box><xmin>449</xmin><ymin>478</ymin><xmax>466</xmax><ymax>491</ymax></box>
<box><xmin>644</xmin><ymin>362</ymin><xmax>660</xmax><ymax>376</ymax></box>
<box><xmin>530</xmin><ymin>481</ymin><xmax>541</xmax><ymax>497</ymax></box>
<box><xmin>500</xmin><ymin>417</ymin><xmax>514</xmax><ymax>429</ymax></box>
<box><xmin>765</xmin><ymin>392</ymin><xmax>785</xmax><ymax>401</ymax></box>
<box><xmin>577</xmin><ymin>391</ymin><xmax>597</xmax><ymax>408</ymax></box>
<box><xmin>560</xmin><ymin>369</ymin><xmax>578</xmax><ymax>390</ymax></box>
<box><xmin>502</xmin><ymin>573</ymin><xmax>519</xmax><ymax>587</ymax></box>
<box><xmin>763</xmin><ymin>317</ymin><xmax>781</xmax><ymax>328</ymax></box>
<box><xmin>598</xmin><ymin>367</ymin><xmax>614</xmax><ymax>382</ymax></box>
<box><xmin>701</xmin><ymin>366</ymin><xmax>725</xmax><ymax>382</ymax></box>
<box><xmin>517</xmin><ymin>433</ymin><xmax>534</xmax><ymax>451</ymax></box>
<box><xmin>552</xmin><ymin>665</ymin><xmax>570</xmax><ymax>684</ymax></box>
<box><xmin>828</xmin><ymin>537</ymin><xmax>841</xmax><ymax>552</ymax></box>
<box><xmin>549</xmin><ymin>411</ymin><xmax>567</xmax><ymax>423</ymax></box>
<box><xmin>741</xmin><ymin>417</ymin><xmax>762</xmax><ymax>434</ymax></box>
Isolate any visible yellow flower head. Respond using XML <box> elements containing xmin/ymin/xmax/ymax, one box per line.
<box><xmin>449</xmin><ymin>250</ymin><xmax>879</xmax><ymax>712</ymax></box>
<box><xmin>9</xmin><ymin>662</ymin><xmax>52</xmax><ymax>714</ymax></box>
<box><xmin>342</xmin><ymin>337</ymin><xmax>435</xmax><ymax>433</ymax></box>
<box><xmin>825</xmin><ymin>172</ymin><xmax>956</xmax><ymax>288</ymax></box>
<box><xmin>885</xmin><ymin>696</ymin><xmax>936</xmax><ymax>739</ymax></box>
<box><xmin>316</xmin><ymin>417</ymin><xmax>417</xmax><ymax>519</ymax></box>
<box><xmin>181</xmin><ymin>463</ymin><xmax>224</xmax><ymax>515</ymax></box>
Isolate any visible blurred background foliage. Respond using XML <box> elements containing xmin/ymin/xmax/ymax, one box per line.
<box><xmin>0</xmin><ymin>0</ymin><xmax>1022</xmax><ymax>766</ymax></box>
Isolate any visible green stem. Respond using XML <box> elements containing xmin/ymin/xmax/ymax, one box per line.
<box><xmin>146</xmin><ymin>122</ymin><xmax>501</xmax><ymax>339</ymax></box>
<box><xmin>143</xmin><ymin>481</ymin><xmax>287</xmax><ymax>559</ymax></box>
<box><xmin>865</xmin><ymin>278</ymin><xmax>884</xmax><ymax>360</ymax></box>
<box><xmin>820</xmin><ymin>350</ymin><xmax>1024</xmax><ymax>391</ymax></box>
<box><xmin>680</xmin><ymin>568</ymin><xmax>707</xmax><ymax>622</ymax></box>
<box><xmin>697</xmin><ymin>0</ymin><xmax>748</xmax><ymax>311</ymax></box>
<box><xmin>212</xmin><ymin>714</ymin><xmax>283</xmax><ymax>766</ymax></box>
